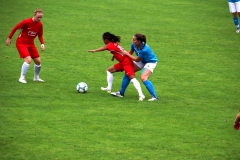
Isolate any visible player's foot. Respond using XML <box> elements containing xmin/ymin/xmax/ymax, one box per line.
<box><xmin>33</xmin><ymin>78</ymin><xmax>45</xmax><ymax>82</ymax></box>
<box><xmin>111</xmin><ymin>91</ymin><xmax>124</xmax><ymax>97</ymax></box>
<box><xmin>236</xmin><ymin>27</ymin><xmax>240</xmax><ymax>33</ymax></box>
<box><xmin>148</xmin><ymin>97</ymin><xmax>158</xmax><ymax>101</ymax></box>
<box><xmin>101</xmin><ymin>87</ymin><xmax>111</xmax><ymax>93</ymax></box>
<box><xmin>139</xmin><ymin>95</ymin><xmax>145</xmax><ymax>101</ymax></box>
<box><xmin>19</xmin><ymin>78</ymin><xmax>27</xmax><ymax>83</ymax></box>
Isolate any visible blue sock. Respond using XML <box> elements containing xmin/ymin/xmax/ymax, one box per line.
<box><xmin>233</xmin><ymin>17</ymin><xmax>239</xmax><ymax>27</ymax></box>
<box><xmin>143</xmin><ymin>80</ymin><xmax>158</xmax><ymax>98</ymax></box>
<box><xmin>120</xmin><ymin>74</ymin><xmax>130</xmax><ymax>95</ymax></box>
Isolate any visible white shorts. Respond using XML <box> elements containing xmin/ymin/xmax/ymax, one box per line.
<box><xmin>134</xmin><ymin>61</ymin><xmax>157</xmax><ymax>73</ymax></box>
<box><xmin>143</xmin><ymin>62</ymin><xmax>157</xmax><ymax>73</ymax></box>
<box><xmin>134</xmin><ymin>61</ymin><xmax>144</xmax><ymax>69</ymax></box>
<box><xmin>229</xmin><ymin>2</ymin><xmax>240</xmax><ymax>13</ymax></box>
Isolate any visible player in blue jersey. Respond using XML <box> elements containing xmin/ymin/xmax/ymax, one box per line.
<box><xmin>228</xmin><ymin>0</ymin><xmax>240</xmax><ymax>33</ymax></box>
<box><xmin>111</xmin><ymin>33</ymin><xmax>159</xmax><ymax>101</ymax></box>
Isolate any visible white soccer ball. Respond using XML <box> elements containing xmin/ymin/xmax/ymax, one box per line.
<box><xmin>76</xmin><ymin>82</ymin><xmax>88</xmax><ymax>93</ymax></box>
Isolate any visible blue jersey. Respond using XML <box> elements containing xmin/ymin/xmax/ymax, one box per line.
<box><xmin>228</xmin><ymin>0</ymin><xmax>240</xmax><ymax>2</ymax></box>
<box><xmin>130</xmin><ymin>42</ymin><xmax>158</xmax><ymax>64</ymax></box>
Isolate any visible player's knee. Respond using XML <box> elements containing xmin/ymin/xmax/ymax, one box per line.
<box><xmin>140</xmin><ymin>75</ymin><xmax>147</xmax><ymax>82</ymax></box>
<box><xmin>128</xmin><ymin>75</ymin><xmax>135</xmax><ymax>80</ymax></box>
<box><xmin>33</xmin><ymin>58</ymin><xmax>41</xmax><ymax>66</ymax></box>
<box><xmin>107</xmin><ymin>66</ymin><xmax>116</xmax><ymax>73</ymax></box>
<box><xmin>24</xmin><ymin>57</ymin><xmax>32</xmax><ymax>64</ymax></box>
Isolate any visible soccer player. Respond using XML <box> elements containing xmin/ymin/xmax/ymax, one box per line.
<box><xmin>111</xmin><ymin>33</ymin><xmax>158</xmax><ymax>101</ymax></box>
<box><xmin>6</xmin><ymin>8</ymin><xmax>45</xmax><ymax>83</ymax></box>
<box><xmin>234</xmin><ymin>110</ymin><xmax>240</xmax><ymax>130</ymax></box>
<box><xmin>88</xmin><ymin>32</ymin><xmax>145</xmax><ymax>101</ymax></box>
<box><xmin>228</xmin><ymin>0</ymin><xmax>240</xmax><ymax>33</ymax></box>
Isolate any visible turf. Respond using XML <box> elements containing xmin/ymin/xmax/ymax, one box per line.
<box><xmin>0</xmin><ymin>0</ymin><xmax>240</xmax><ymax>159</ymax></box>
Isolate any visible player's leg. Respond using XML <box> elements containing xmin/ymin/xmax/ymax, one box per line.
<box><xmin>30</xmin><ymin>45</ymin><xmax>44</xmax><ymax>82</ymax></box>
<box><xmin>141</xmin><ymin>63</ymin><xmax>158</xmax><ymax>101</ymax></box>
<box><xmin>112</xmin><ymin>61</ymin><xmax>143</xmax><ymax>97</ymax></box>
<box><xmin>120</xmin><ymin>62</ymin><xmax>142</xmax><ymax>94</ymax></box>
<box><xmin>119</xmin><ymin>75</ymin><xmax>130</xmax><ymax>95</ymax></box>
<box><xmin>125</xmin><ymin>65</ymin><xmax>145</xmax><ymax>101</ymax></box>
<box><xmin>236</xmin><ymin>1</ymin><xmax>240</xmax><ymax>31</ymax></box>
<box><xmin>229</xmin><ymin>2</ymin><xmax>240</xmax><ymax>32</ymax></box>
<box><xmin>33</xmin><ymin>57</ymin><xmax>44</xmax><ymax>82</ymax></box>
<box><xmin>128</xmin><ymin>75</ymin><xmax>145</xmax><ymax>101</ymax></box>
<box><xmin>101</xmin><ymin>64</ymin><xmax>118</xmax><ymax>92</ymax></box>
<box><xmin>16</xmin><ymin>44</ymin><xmax>31</xmax><ymax>83</ymax></box>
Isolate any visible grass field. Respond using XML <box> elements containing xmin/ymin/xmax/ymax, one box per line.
<box><xmin>0</xmin><ymin>0</ymin><xmax>240</xmax><ymax>159</ymax></box>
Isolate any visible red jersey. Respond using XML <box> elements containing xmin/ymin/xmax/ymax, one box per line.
<box><xmin>8</xmin><ymin>18</ymin><xmax>44</xmax><ymax>44</ymax></box>
<box><xmin>105</xmin><ymin>42</ymin><xmax>127</xmax><ymax>62</ymax></box>
<box><xmin>105</xmin><ymin>42</ymin><xmax>135</xmax><ymax>76</ymax></box>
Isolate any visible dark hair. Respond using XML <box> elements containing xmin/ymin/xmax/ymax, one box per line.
<box><xmin>102</xmin><ymin>32</ymin><xmax>121</xmax><ymax>43</ymax></box>
<box><xmin>134</xmin><ymin>33</ymin><xmax>147</xmax><ymax>47</ymax></box>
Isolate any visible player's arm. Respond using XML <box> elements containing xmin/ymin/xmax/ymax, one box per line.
<box><xmin>122</xmin><ymin>50</ymin><xmax>142</xmax><ymax>62</ymax></box>
<box><xmin>129</xmin><ymin>50</ymin><xmax>134</xmax><ymax>55</ymax></box>
<box><xmin>88</xmin><ymin>46</ymin><xmax>107</xmax><ymax>53</ymax></box>
<box><xmin>6</xmin><ymin>20</ymin><xmax>25</xmax><ymax>46</ymax></box>
<box><xmin>38</xmin><ymin>24</ymin><xmax>45</xmax><ymax>51</ymax></box>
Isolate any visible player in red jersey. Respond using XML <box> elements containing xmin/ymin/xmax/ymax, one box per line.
<box><xmin>6</xmin><ymin>8</ymin><xmax>45</xmax><ymax>83</ymax></box>
<box><xmin>234</xmin><ymin>110</ymin><xmax>240</xmax><ymax>130</ymax></box>
<box><xmin>88</xmin><ymin>32</ymin><xmax>145</xmax><ymax>101</ymax></box>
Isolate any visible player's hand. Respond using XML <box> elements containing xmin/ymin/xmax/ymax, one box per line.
<box><xmin>234</xmin><ymin>122</ymin><xmax>240</xmax><ymax>130</ymax></box>
<box><xmin>41</xmin><ymin>44</ymin><xmax>45</xmax><ymax>51</ymax></box>
<box><xmin>87</xmin><ymin>50</ymin><xmax>95</xmax><ymax>53</ymax></box>
<box><xmin>6</xmin><ymin>38</ymin><xmax>11</xmax><ymax>46</ymax></box>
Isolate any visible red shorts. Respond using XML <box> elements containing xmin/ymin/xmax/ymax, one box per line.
<box><xmin>16</xmin><ymin>43</ymin><xmax>40</xmax><ymax>58</ymax></box>
<box><xmin>114</xmin><ymin>57</ymin><xmax>135</xmax><ymax>77</ymax></box>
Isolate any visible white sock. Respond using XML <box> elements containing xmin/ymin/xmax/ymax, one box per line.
<box><xmin>131</xmin><ymin>78</ymin><xmax>144</xmax><ymax>97</ymax></box>
<box><xmin>107</xmin><ymin>71</ymin><xmax>113</xmax><ymax>90</ymax></box>
<box><xmin>20</xmin><ymin>62</ymin><xmax>30</xmax><ymax>79</ymax></box>
<box><xmin>34</xmin><ymin>64</ymin><xmax>41</xmax><ymax>79</ymax></box>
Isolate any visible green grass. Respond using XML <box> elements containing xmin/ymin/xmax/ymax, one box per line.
<box><xmin>0</xmin><ymin>0</ymin><xmax>240</xmax><ymax>159</ymax></box>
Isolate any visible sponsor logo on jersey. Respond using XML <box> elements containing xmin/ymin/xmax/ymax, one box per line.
<box><xmin>28</xmin><ymin>31</ymin><xmax>37</xmax><ymax>37</ymax></box>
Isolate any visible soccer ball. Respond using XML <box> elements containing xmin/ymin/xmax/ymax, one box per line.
<box><xmin>76</xmin><ymin>82</ymin><xmax>88</xmax><ymax>93</ymax></box>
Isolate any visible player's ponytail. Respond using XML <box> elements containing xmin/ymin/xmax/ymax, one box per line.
<box><xmin>134</xmin><ymin>33</ymin><xmax>147</xmax><ymax>47</ymax></box>
<box><xmin>103</xmin><ymin>32</ymin><xmax>121</xmax><ymax>43</ymax></box>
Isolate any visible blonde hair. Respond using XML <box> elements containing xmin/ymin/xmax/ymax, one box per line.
<box><xmin>34</xmin><ymin>8</ymin><xmax>43</xmax><ymax>15</ymax></box>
